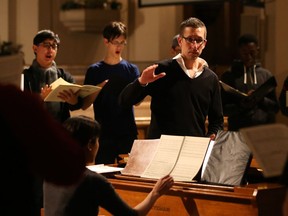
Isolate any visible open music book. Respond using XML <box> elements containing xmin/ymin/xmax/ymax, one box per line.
<box><xmin>121</xmin><ymin>135</ymin><xmax>212</xmax><ymax>182</ymax></box>
<box><xmin>220</xmin><ymin>76</ymin><xmax>277</xmax><ymax>100</ymax></box>
<box><xmin>219</xmin><ymin>80</ymin><xmax>248</xmax><ymax>97</ymax></box>
<box><xmin>44</xmin><ymin>77</ymin><xmax>102</xmax><ymax>102</ymax></box>
<box><xmin>240</xmin><ymin>124</ymin><xmax>288</xmax><ymax>178</ymax></box>
<box><xmin>122</xmin><ymin>131</ymin><xmax>252</xmax><ymax>185</ymax></box>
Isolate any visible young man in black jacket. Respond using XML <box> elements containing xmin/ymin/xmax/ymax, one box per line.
<box><xmin>23</xmin><ymin>29</ymin><xmax>82</xmax><ymax>123</ymax></box>
<box><xmin>220</xmin><ymin>34</ymin><xmax>279</xmax><ymax>131</ymax></box>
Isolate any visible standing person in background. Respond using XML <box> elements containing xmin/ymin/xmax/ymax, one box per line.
<box><xmin>0</xmin><ymin>84</ymin><xmax>85</xmax><ymax>216</ymax></box>
<box><xmin>279</xmin><ymin>76</ymin><xmax>288</xmax><ymax>116</ymax></box>
<box><xmin>170</xmin><ymin>34</ymin><xmax>181</xmax><ymax>56</ymax></box>
<box><xmin>119</xmin><ymin>17</ymin><xmax>223</xmax><ymax>140</ymax></box>
<box><xmin>22</xmin><ymin>29</ymin><xmax>85</xmax><ymax>214</ymax></box>
<box><xmin>220</xmin><ymin>34</ymin><xmax>279</xmax><ymax>131</ymax></box>
<box><xmin>83</xmin><ymin>21</ymin><xmax>140</xmax><ymax>164</ymax></box>
<box><xmin>44</xmin><ymin>115</ymin><xmax>174</xmax><ymax>216</ymax></box>
<box><xmin>23</xmin><ymin>29</ymin><xmax>83</xmax><ymax>123</ymax></box>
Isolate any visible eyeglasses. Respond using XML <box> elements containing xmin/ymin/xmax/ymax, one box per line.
<box><xmin>109</xmin><ymin>40</ymin><xmax>127</xmax><ymax>47</ymax></box>
<box><xmin>39</xmin><ymin>42</ymin><xmax>58</xmax><ymax>50</ymax></box>
<box><xmin>182</xmin><ymin>36</ymin><xmax>206</xmax><ymax>46</ymax></box>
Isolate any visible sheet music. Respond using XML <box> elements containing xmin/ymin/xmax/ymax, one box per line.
<box><xmin>87</xmin><ymin>164</ymin><xmax>123</xmax><ymax>174</ymax></box>
<box><xmin>170</xmin><ymin>136</ymin><xmax>211</xmax><ymax>181</ymax></box>
<box><xmin>141</xmin><ymin>135</ymin><xmax>211</xmax><ymax>181</ymax></box>
<box><xmin>240</xmin><ymin>124</ymin><xmax>288</xmax><ymax>177</ymax></box>
<box><xmin>44</xmin><ymin>77</ymin><xmax>101</xmax><ymax>102</ymax></box>
<box><xmin>141</xmin><ymin>135</ymin><xmax>184</xmax><ymax>179</ymax></box>
<box><xmin>121</xmin><ymin>139</ymin><xmax>160</xmax><ymax>176</ymax></box>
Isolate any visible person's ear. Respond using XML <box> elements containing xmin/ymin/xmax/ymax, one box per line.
<box><xmin>103</xmin><ymin>38</ymin><xmax>109</xmax><ymax>45</ymax></box>
<box><xmin>87</xmin><ymin>141</ymin><xmax>93</xmax><ymax>151</ymax></box>
<box><xmin>202</xmin><ymin>40</ymin><xmax>207</xmax><ymax>49</ymax></box>
<box><xmin>32</xmin><ymin>45</ymin><xmax>38</xmax><ymax>53</ymax></box>
<box><xmin>178</xmin><ymin>36</ymin><xmax>182</xmax><ymax>47</ymax></box>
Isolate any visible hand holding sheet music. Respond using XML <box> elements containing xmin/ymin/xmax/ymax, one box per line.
<box><xmin>220</xmin><ymin>76</ymin><xmax>277</xmax><ymax>109</ymax></box>
<box><xmin>44</xmin><ymin>77</ymin><xmax>102</xmax><ymax>102</ymax></box>
<box><xmin>219</xmin><ymin>76</ymin><xmax>277</xmax><ymax>101</ymax></box>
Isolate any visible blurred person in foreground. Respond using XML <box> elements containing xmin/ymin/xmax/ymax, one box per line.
<box><xmin>0</xmin><ymin>84</ymin><xmax>85</xmax><ymax>216</ymax></box>
<box><xmin>44</xmin><ymin>115</ymin><xmax>174</xmax><ymax>216</ymax></box>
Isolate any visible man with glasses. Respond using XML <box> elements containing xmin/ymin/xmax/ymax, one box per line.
<box><xmin>23</xmin><ymin>29</ymin><xmax>84</xmax><ymax>216</ymax></box>
<box><xmin>23</xmin><ymin>29</ymin><xmax>83</xmax><ymax>123</ymax></box>
<box><xmin>119</xmin><ymin>17</ymin><xmax>223</xmax><ymax>140</ymax></box>
<box><xmin>82</xmin><ymin>21</ymin><xmax>140</xmax><ymax>165</ymax></box>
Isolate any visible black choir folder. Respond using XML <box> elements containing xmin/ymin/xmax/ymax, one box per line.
<box><xmin>121</xmin><ymin>131</ymin><xmax>252</xmax><ymax>186</ymax></box>
<box><xmin>220</xmin><ymin>76</ymin><xmax>277</xmax><ymax>100</ymax></box>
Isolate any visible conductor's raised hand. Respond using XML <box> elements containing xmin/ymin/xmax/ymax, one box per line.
<box><xmin>138</xmin><ymin>64</ymin><xmax>166</xmax><ymax>86</ymax></box>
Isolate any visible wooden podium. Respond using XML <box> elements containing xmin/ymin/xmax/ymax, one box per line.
<box><xmin>99</xmin><ymin>175</ymin><xmax>286</xmax><ymax>216</ymax></box>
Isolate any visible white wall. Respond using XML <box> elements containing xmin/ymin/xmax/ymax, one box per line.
<box><xmin>15</xmin><ymin>0</ymin><xmax>38</xmax><ymax>64</ymax></box>
<box><xmin>128</xmin><ymin>4</ymin><xmax>182</xmax><ymax>62</ymax></box>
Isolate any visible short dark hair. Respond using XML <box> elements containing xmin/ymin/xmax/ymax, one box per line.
<box><xmin>63</xmin><ymin>115</ymin><xmax>101</xmax><ymax>148</ymax></box>
<box><xmin>179</xmin><ymin>17</ymin><xmax>207</xmax><ymax>38</ymax></box>
<box><xmin>238</xmin><ymin>34</ymin><xmax>258</xmax><ymax>47</ymax></box>
<box><xmin>33</xmin><ymin>29</ymin><xmax>60</xmax><ymax>46</ymax></box>
<box><xmin>171</xmin><ymin>34</ymin><xmax>180</xmax><ymax>49</ymax></box>
<box><xmin>102</xmin><ymin>21</ymin><xmax>127</xmax><ymax>41</ymax></box>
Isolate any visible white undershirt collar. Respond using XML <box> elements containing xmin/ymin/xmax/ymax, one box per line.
<box><xmin>173</xmin><ymin>54</ymin><xmax>207</xmax><ymax>78</ymax></box>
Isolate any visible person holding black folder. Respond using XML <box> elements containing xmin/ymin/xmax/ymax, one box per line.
<box><xmin>220</xmin><ymin>34</ymin><xmax>279</xmax><ymax>131</ymax></box>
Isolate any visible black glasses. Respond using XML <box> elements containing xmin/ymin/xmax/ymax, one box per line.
<box><xmin>109</xmin><ymin>40</ymin><xmax>127</xmax><ymax>47</ymax></box>
<box><xmin>39</xmin><ymin>42</ymin><xmax>58</xmax><ymax>50</ymax></box>
<box><xmin>182</xmin><ymin>36</ymin><xmax>206</xmax><ymax>46</ymax></box>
